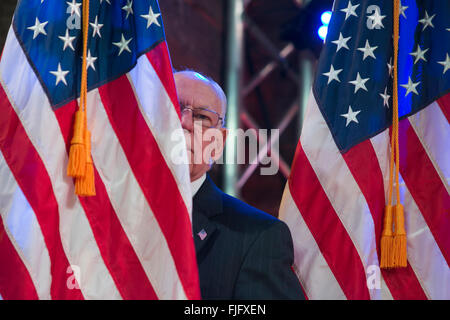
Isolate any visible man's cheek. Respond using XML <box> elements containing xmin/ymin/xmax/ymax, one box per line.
<box><xmin>191</xmin><ymin>131</ymin><xmax>204</xmax><ymax>165</ymax></box>
<box><xmin>202</xmin><ymin>129</ymin><xmax>223</xmax><ymax>162</ymax></box>
<box><xmin>183</xmin><ymin>130</ymin><xmax>192</xmax><ymax>150</ymax></box>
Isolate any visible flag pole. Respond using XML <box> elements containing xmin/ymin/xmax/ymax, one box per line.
<box><xmin>224</xmin><ymin>0</ymin><xmax>244</xmax><ymax>197</ymax></box>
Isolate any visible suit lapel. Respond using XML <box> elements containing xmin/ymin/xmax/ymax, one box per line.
<box><xmin>192</xmin><ymin>175</ymin><xmax>223</xmax><ymax>254</ymax></box>
<box><xmin>193</xmin><ymin>210</ymin><xmax>218</xmax><ymax>254</ymax></box>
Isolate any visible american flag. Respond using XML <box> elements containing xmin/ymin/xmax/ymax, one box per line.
<box><xmin>279</xmin><ymin>0</ymin><xmax>449</xmax><ymax>299</ymax></box>
<box><xmin>0</xmin><ymin>0</ymin><xmax>201</xmax><ymax>299</ymax></box>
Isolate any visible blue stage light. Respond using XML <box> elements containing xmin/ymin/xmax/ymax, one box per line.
<box><xmin>317</xmin><ymin>10</ymin><xmax>332</xmax><ymax>40</ymax></box>
<box><xmin>318</xmin><ymin>25</ymin><xmax>328</xmax><ymax>40</ymax></box>
<box><xmin>321</xmin><ymin>11</ymin><xmax>332</xmax><ymax>25</ymax></box>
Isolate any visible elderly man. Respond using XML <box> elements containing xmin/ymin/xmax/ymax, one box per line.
<box><xmin>174</xmin><ymin>70</ymin><xmax>304</xmax><ymax>300</ymax></box>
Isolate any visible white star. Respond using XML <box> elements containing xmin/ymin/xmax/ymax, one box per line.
<box><xmin>400</xmin><ymin>3</ymin><xmax>408</xmax><ymax>19</ymax></box>
<box><xmin>387</xmin><ymin>58</ymin><xmax>394</xmax><ymax>77</ymax></box>
<box><xmin>27</xmin><ymin>17</ymin><xmax>48</xmax><ymax>39</ymax></box>
<box><xmin>90</xmin><ymin>16</ymin><xmax>104</xmax><ymax>38</ymax></box>
<box><xmin>50</xmin><ymin>63</ymin><xmax>70</xmax><ymax>86</ymax></box>
<box><xmin>400</xmin><ymin>77</ymin><xmax>420</xmax><ymax>96</ymax></box>
<box><xmin>141</xmin><ymin>6</ymin><xmax>161</xmax><ymax>29</ymax></box>
<box><xmin>418</xmin><ymin>11</ymin><xmax>435</xmax><ymax>31</ymax></box>
<box><xmin>409</xmin><ymin>45</ymin><xmax>428</xmax><ymax>64</ymax></box>
<box><xmin>58</xmin><ymin>29</ymin><xmax>76</xmax><ymax>51</ymax></box>
<box><xmin>332</xmin><ymin>32</ymin><xmax>351</xmax><ymax>52</ymax></box>
<box><xmin>323</xmin><ymin>65</ymin><xmax>342</xmax><ymax>84</ymax></box>
<box><xmin>341</xmin><ymin>106</ymin><xmax>361</xmax><ymax>127</ymax></box>
<box><xmin>67</xmin><ymin>0</ymin><xmax>81</xmax><ymax>17</ymax></box>
<box><xmin>438</xmin><ymin>53</ymin><xmax>450</xmax><ymax>74</ymax></box>
<box><xmin>113</xmin><ymin>34</ymin><xmax>132</xmax><ymax>56</ymax></box>
<box><xmin>368</xmin><ymin>9</ymin><xmax>386</xmax><ymax>29</ymax></box>
<box><xmin>100</xmin><ymin>0</ymin><xmax>111</xmax><ymax>4</ymax></box>
<box><xmin>340</xmin><ymin>1</ymin><xmax>359</xmax><ymax>21</ymax></box>
<box><xmin>122</xmin><ymin>0</ymin><xmax>134</xmax><ymax>19</ymax></box>
<box><xmin>349</xmin><ymin>72</ymin><xmax>369</xmax><ymax>93</ymax></box>
<box><xmin>357</xmin><ymin>39</ymin><xmax>378</xmax><ymax>60</ymax></box>
<box><xmin>380</xmin><ymin>87</ymin><xmax>390</xmax><ymax>108</ymax></box>
<box><xmin>84</xmin><ymin>50</ymin><xmax>97</xmax><ymax>71</ymax></box>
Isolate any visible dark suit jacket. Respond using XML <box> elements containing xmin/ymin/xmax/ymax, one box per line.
<box><xmin>192</xmin><ymin>175</ymin><xmax>305</xmax><ymax>300</ymax></box>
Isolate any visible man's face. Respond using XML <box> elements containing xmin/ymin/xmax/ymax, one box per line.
<box><xmin>174</xmin><ymin>72</ymin><xmax>227</xmax><ymax>182</ymax></box>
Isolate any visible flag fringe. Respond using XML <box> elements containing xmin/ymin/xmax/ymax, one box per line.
<box><xmin>75</xmin><ymin>162</ymin><xmax>96</xmax><ymax>196</ymax></box>
<box><xmin>393</xmin><ymin>204</ymin><xmax>407</xmax><ymax>267</ymax></box>
<box><xmin>380</xmin><ymin>205</ymin><xmax>394</xmax><ymax>268</ymax></box>
<box><xmin>67</xmin><ymin>110</ymin><xmax>86</xmax><ymax>177</ymax></box>
<box><xmin>75</xmin><ymin>130</ymin><xmax>96</xmax><ymax>196</ymax></box>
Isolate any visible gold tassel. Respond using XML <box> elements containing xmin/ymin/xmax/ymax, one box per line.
<box><xmin>69</xmin><ymin>0</ymin><xmax>96</xmax><ymax>196</ymax></box>
<box><xmin>380</xmin><ymin>0</ymin><xmax>407</xmax><ymax>269</ymax></box>
<box><xmin>380</xmin><ymin>205</ymin><xmax>394</xmax><ymax>268</ymax></box>
<box><xmin>67</xmin><ymin>110</ymin><xmax>86</xmax><ymax>177</ymax></box>
<box><xmin>393</xmin><ymin>204</ymin><xmax>407</xmax><ymax>267</ymax></box>
<box><xmin>75</xmin><ymin>130</ymin><xmax>96</xmax><ymax>196</ymax></box>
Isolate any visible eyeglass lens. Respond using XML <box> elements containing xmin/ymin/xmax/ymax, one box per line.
<box><xmin>180</xmin><ymin>104</ymin><xmax>220</xmax><ymax>128</ymax></box>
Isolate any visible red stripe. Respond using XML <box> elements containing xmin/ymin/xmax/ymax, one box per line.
<box><xmin>0</xmin><ymin>215</ymin><xmax>39</xmax><ymax>299</ymax></box>
<box><xmin>0</xmin><ymin>85</ymin><xmax>83</xmax><ymax>300</ymax></box>
<box><xmin>288</xmin><ymin>142</ymin><xmax>370</xmax><ymax>300</ymax></box>
<box><xmin>398</xmin><ymin>118</ymin><xmax>450</xmax><ymax>266</ymax></box>
<box><xmin>54</xmin><ymin>101</ymin><xmax>158</xmax><ymax>300</ymax></box>
<box><xmin>343</xmin><ymin>140</ymin><xmax>427</xmax><ymax>300</ymax></box>
<box><xmin>98</xmin><ymin>75</ymin><xmax>201</xmax><ymax>299</ymax></box>
<box><xmin>436</xmin><ymin>93</ymin><xmax>450</xmax><ymax>123</ymax></box>
<box><xmin>146</xmin><ymin>41</ymin><xmax>181</xmax><ymax>118</ymax></box>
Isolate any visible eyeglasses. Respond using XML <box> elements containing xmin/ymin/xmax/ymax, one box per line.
<box><xmin>180</xmin><ymin>103</ymin><xmax>224</xmax><ymax>128</ymax></box>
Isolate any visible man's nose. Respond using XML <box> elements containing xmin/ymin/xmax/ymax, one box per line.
<box><xmin>180</xmin><ymin>109</ymin><xmax>193</xmax><ymax>132</ymax></box>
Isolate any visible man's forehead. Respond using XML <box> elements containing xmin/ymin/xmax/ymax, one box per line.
<box><xmin>175</xmin><ymin>73</ymin><xmax>220</xmax><ymax>100</ymax></box>
<box><xmin>174</xmin><ymin>72</ymin><xmax>211</xmax><ymax>87</ymax></box>
<box><xmin>174</xmin><ymin>71</ymin><xmax>227</xmax><ymax>117</ymax></box>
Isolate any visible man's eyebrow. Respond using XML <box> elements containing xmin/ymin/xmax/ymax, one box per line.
<box><xmin>179</xmin><ymin>100</ymin><xmax>212</xmax><ymax>110</ymax></box>
<box><xmin>178</xmin><ymin>99</ymin><xmax>194</xmax><ymax>107</ymax></box>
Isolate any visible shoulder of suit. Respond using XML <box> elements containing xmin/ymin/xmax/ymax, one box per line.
<box><xmin>219</xmin><ymin>191</ymin><xmax>281</xmax><ymax>228</ymax></box>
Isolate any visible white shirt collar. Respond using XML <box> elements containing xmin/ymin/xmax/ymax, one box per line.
<box><xmin>191</xmin><ymin>174</ymin><xmax>206</xmax><ymax>197</ymax></box>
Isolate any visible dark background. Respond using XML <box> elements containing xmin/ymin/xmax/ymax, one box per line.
<box><xmin>0</xmin><ymin>0</ymin><xmax>330</xmax><ymax>216</ymax></box>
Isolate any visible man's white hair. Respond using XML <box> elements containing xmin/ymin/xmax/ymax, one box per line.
<box><xmin>174</xmin><ymin>69</ymin><xmax>227</xmax><ymax>127</ymax></box>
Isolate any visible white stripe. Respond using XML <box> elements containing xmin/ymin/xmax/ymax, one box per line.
<box><xmin>299</xmin><ymin>91</ymin><xmax>392</xmax><ymax>300</ymax></box>
<box><xmin>279</xmin><ymin>185</ymin><xmax>346</xmax><ymax>300</ymax></box>
<box><xmin>0</xmin><ymin>151</ymin><xmax>51</xmax><ymax>299</ymax></box>
<box><xmin>128</xmin><ymin>56</ymin><xmax>192</xmax><ymax>217</ymax></box>
<box><xmin>370</xmin><ymin>129</ymin><xmax>450</xmax><ymax>300</ymax></box>
<box><xmin>86</xmin><ymin>88</ymin><xmax>187</xmax><ymax>299</ymax></box>
<box><xmin>0</xmin><ymin>27</ymin><xmax>121</xmax><ymax>299</ymax></box>
<box><xmin>408</xmin><ymin>102</ymin><xmax>450</xmax><ymax>192</ymax></box>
